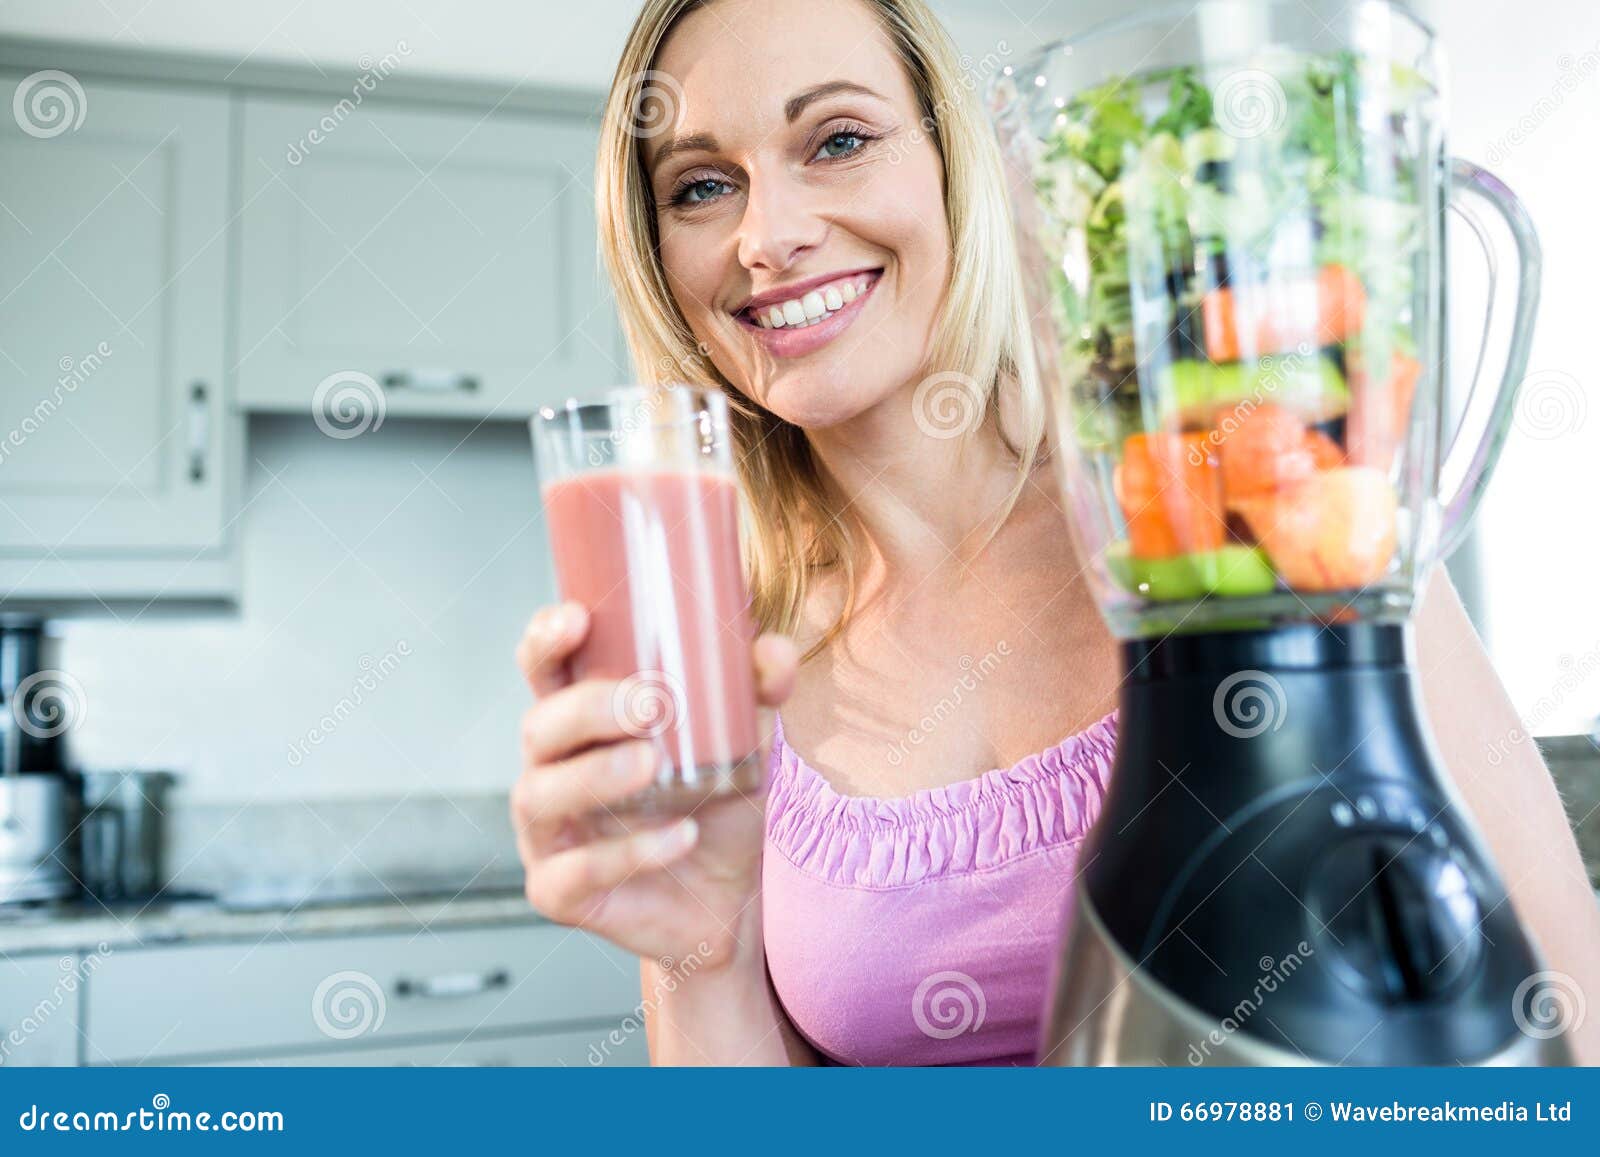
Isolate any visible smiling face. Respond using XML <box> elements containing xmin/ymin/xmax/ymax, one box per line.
<box><xmin>645</xmin><ymin>0</ymin><xmax>952</xmax><ymax>430</ymax></box>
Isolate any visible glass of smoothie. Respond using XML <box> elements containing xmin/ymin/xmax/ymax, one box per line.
<box><xmin>531</xmin><ymin>384</ymin><xmax>761</xmax><ymax>817</ymax></box>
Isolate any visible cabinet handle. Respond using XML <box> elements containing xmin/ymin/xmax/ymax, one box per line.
<box><xmin>393</xmin><ymin>968</ymin><xmax>510</xmax><ymax>999</ymax></box>
<box><xmin>380</xmin><ymin>370</ymin><xmax>480</xmax><ymax>394</ymax></box>
<box><xmin>187</xmin><ymin>382</ymin><xmax>209</xmax><ymax>483</ymax></box>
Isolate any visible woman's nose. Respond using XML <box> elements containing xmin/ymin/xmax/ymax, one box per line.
<box><xmin>736</xmin><ymin>173</ymin><xmax>826</xmax><ymax>273</ymax></box>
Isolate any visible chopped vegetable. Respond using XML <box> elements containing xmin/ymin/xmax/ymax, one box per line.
<box><xmin>1114</xmin><ymin>432</ymin><xmax>1228</xmax><ymax>559</ymax></box>
<box><xmin>1347</xmin><ymin>351</ymin><xmax>1422</xmax><ymax>470</ymax></box>
<box><xmin>1201</xmin><ymin>264</ymin><xmax>1368</xmax><ymax>362</ymax></box>
<box><xmin>1106</xmin><ymin>543</ymin><xmax>1277</xmax><ymax>601</ymax></box>
<box><xmin>1157</xmin><ymin>355</ymin><xmax>1350</xmax><ymax>425</ymax></box>
<box><xmin>1213</xmin><ymin>403</ymin><xmax>1326</xmax><ymax>508</ymax></box>
<box><xmin>1235</xmin><ymin>466</ymin><xmax>1398</xmax><ymax>591</ymax></box>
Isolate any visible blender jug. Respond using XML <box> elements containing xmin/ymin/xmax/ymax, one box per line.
<box><xmin>991</xmin><ymin>0</ymin><xmax>1570</xmax><ymax>1065</ymax></box>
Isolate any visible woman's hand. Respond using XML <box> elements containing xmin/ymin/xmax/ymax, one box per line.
<box><xmin>510</xmin><ymin>601</ymin><xmax>798</xmax><ymax>971</ymax></box>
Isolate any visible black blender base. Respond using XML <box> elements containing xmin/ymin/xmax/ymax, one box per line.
<box><xmin>1039</xmin><ymin>623</ymin><xmax>1573</xmax><ymax>1067</ymax></box>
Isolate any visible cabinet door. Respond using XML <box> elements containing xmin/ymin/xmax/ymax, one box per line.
<box><xmin>208</xmin><ymin>1026</ymin><xmax>649</xmax><ymax>1067</ymax></box>
<box><xmin>0</xmin><ymin>75</ymin><xmax>230</xmax><ymax>559</ymax></box>
<box><xmin>0</xmin><ymin>954</ymin><xmax>80</xmax><ymax>1067</ymax></box>
<box><xmin>236</xmin><ymin>96</ymin><xmax>623</xmax><ymax>421</ymax></box>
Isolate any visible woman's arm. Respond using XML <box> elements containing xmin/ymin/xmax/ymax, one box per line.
<box><xmin>1415</xmin><ymin>565</ymin><xmax>1600</xmax><ymax>1063</ymax></box>
<box><xmin>641</xmin><ymin>902</ymin><xmax>818</xmax><ymax>1065</ymax></box>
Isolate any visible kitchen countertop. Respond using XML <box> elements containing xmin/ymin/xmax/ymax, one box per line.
<box><xmin>0</xmin><ymin>888</ymin><xmax>541</xmax><ymax>957</ymax></box>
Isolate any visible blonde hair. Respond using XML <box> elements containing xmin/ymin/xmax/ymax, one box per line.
<box><xmin>596</xmin><ymin>0</ymin><xmax>1045</xmax><ymax>654</ymax></box>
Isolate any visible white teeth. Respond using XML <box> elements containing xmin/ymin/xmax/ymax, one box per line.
<box><xmin>747</xmin><ymin>273</ymin><xmax>874</xmax><ymax>332</ymax></box>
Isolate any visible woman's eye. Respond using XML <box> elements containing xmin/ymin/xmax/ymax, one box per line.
<box><xmin>676</xmin><ymin>178</ymin><xmax>733</xmax><ymax>205</ymax></box>
<box><xmin>815</xmin><ymin>132</ymin><xmax>866</xmax><ymax>160</ymax></box>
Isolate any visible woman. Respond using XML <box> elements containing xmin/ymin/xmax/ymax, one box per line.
<box><xmin>512</xmin><ymin>0</ymin><xmax>1600</xmax><ymax>1065</ymax></box>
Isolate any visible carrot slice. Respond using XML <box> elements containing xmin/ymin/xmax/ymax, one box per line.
<box><xmin>1348</xmin><ymin>351</ymin><xmax>1422</xmax><ymax>470</ymax></box>
<box><xmin>1115</xmin><ymin>432</ymin><xmax>1228</xmax><ymax>559</ymax></box>
<box><xmin>1201</xmin><ymin>263</ymin><xmax>1369</xmax><ymax>362</ymax></box>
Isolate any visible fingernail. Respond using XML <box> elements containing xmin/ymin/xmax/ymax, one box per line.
<box><xmin>651</xmin><ymin>818</ymin><xmax>696</xmax><ymax>856</ymax></box>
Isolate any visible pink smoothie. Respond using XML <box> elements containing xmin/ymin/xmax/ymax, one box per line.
<box><xmin>542</xmin><ymin>468</ymin><xmax>759</xmax><ymax>772</ymax></box>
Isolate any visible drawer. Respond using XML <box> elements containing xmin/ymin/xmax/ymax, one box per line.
<box><xmin>205</xmin><ymin>1026</ymin><xmax>649</xmax><ymax>1067</ymax></box>
<box><xmin>0</xmin><ymin>954</ymin><xmax>82</xmax><ymax>1067</ymax></box>
<box><xmin>86</xmin><ymin>924</ymin><xmax>640</xmax><ymax>1063</ymax></box>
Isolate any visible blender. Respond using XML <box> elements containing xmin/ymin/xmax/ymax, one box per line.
<box><xmin>990</xmin><ymin>0</ymin><xmax>1571</xmax><ymax>1064</ymax></box>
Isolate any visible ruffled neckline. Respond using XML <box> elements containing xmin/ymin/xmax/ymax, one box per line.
<box><xmin>764</xmin><ymin>711</ymin><xmax>1117</xmax><ymax>889</ymax></box>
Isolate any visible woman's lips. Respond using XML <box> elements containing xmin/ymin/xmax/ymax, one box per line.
<box><xmin>734</xmin><ymin>270</ymin><xmax>881</xmax><ymax>359</ymax></box>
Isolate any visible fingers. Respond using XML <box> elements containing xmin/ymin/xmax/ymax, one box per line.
<box><xmin>525</xmin><ymin>818</ymin><xmax>699</xmax><ymax>925</ymax></box>
<box><xmin>511</xmin><ymin>740</ymin><xmax>658</xmax><ymax>834</ymax></box>
<box><xmin>520</xmin><ymin>679</ymin><xmax>636</xmax><ymax>766</ymax></box>
<box><xmin>515</xmin><ymin>602</ymin><xmax>589</xmax><ymax>698</ymax></box>
<box><xmin>753</xmin><ymin>632</ymin><xmax>799</xmax><ymax>708</ymax></box>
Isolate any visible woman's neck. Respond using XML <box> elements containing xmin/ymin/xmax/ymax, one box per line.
<box><xmin>804</xmin><ymin>391</ymin><xmax>1035</xmax><ymax>575</ymax></box>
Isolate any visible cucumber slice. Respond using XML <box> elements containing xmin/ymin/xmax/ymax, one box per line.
<box><xmin>1156</xmin><ymin>356</ymin><xmax>1349</xmax><ymax>424</ymax></box>
<box><xmin>1106</xmin><ymin>544</ymin><xmax>1278</xmax><ymax>601</ymax></box>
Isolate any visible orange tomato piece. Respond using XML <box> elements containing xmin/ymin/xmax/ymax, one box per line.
<box><xmin>1215</xmin><ymin>403</ymin><xmax>1321</xmax><ymax>508</ymax></box>
<box><xmin>1115</xmin><ymin>432</ymin><xmax>1227</xmax><ymax>559</ymax></box>
<box><xmin>1235</xmin><ymin>466</ymin><xmax>1398</xmax><ymax>592</ymax></box>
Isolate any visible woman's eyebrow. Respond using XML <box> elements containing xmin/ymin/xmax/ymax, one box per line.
<box><xmin>651</xmin><ymin>132</ymin><xmax>719</xmax><ymax>174</ymax></box>
<box><xmin>784</xmin><ymin>81</ymin><xmax>885</xmax><ymax>122</ymax></box>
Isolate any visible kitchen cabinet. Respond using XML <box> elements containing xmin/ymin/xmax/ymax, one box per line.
<box><xmin>211</xmin><ymin>1026</ymin><xmax>648</xmax><ymax>1067</ymax></box>
<box><xmin>0</xmin><ymin>953</ymin><xmax>81</xmax><ymax>1067</ymax></box>
<box><xmin>0</xmin><ymin>73</ymin><xmax>240</xmax><ymax>602</ymax></box>
<box><xmin>235</xmin><ymin>96</ymin><xmax>626</xmax><ymax>422</ymax></box>
<box><xmin>84</xmin><ymin>923</ymin><xmax>645</xmax><ymax>1065</ymax></box>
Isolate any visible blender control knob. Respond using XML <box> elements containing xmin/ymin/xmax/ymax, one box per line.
<box><xmin>1306</xmin><ymin>835</ymin><xmax>1484</xmax><ymax>1003</ymax></box>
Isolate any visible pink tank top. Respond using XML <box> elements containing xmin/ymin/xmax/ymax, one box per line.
<box><xmin>762</xmin><ymin>710</ymin><xmax>1117</xmax><ymax>1066</ymax></box>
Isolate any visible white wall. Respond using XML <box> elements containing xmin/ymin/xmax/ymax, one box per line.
<box><xmin>60</xmin><ymin>417</ymin><xmax>556</xmax><ymax>803</ymax></box>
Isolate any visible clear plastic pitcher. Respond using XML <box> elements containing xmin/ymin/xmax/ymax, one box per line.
<box><xmin>991</xmin><ymin>0</ymin><xmax>1540</xmax><ymax>638</ymax></box>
